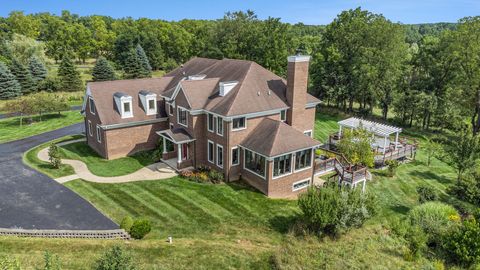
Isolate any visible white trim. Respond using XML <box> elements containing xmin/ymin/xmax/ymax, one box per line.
<box><xmin>177</xmin><ymin>106</ymin><xmax>188</xmax><ymax>127</ymax></box>
<box><xmin>207</xmin><ymin>140</ymin><xmax>214</xmax><ymax>164</ymax></box>
<box><xmin>88</xmin><ymin>120</ymin><xmax>93</xmax><ymax>136</ymax></box>
<box><xmin>207</xmin><ymin>113</ymin><xmax>214</xmax><ymax>132</ymax></box>
<box><xmin>304</xmin><ymin>130</ymin><xmax>313</xmax><ymax>138</ymax></box>
<box><xmin>231</xmin><ymin>146</ymin><xmax>239</xmax><ymax>166</ymax></box>
<box><xmin>243</xmin><ymin>148</ymin><xmax>266</xmax><ymax>180</ymax></box>
<box><xmin>145</xmin><ymin>96</ymin><xmax>157</xmax><ymax>115</ymax></box>
<box><xmin>216</xmin><ymin>144</ymin><xmax>224</xmax><ymax>168</ymax></box>
<box><xmin>231</xmin><ymin>117</ymin><xmax>247</xmax><ymax>131</ymax></box>
<box><xmin>188</xmin><ymin>107</ymin><xmax>290</xmax><ymax>121</ymax></box>
<box><xmin>101</xmin><ymin>117</ymin><xmax>168</xmax><ymax>130</ymax></box>
<box><xmin>288</xmin><ymin>55</ymin><xmax>311</xmax><ymax>63</ymax></box>
<box><xmin>272</xmin><ymin>153</ymin><xmax>293</xmax><ymax>180</ymax></box>
<box><xmin>292</xmin><ymin>178</ymin><xmax>311</xmax><ymax>191</ymax></box>
<box><xmin>163</xmin><ymin>78</ymin><xmax>186</xmax><ymax>101</ymax></box>
<box><xmin>88</xmin><ymin>97</ymin><xmax>96</xmax><ymax>115</ymax></box>
<box><xmin>166</xmin><ymin>101</ymin><xmax>174</xmax><ymax>116</ymax></box>
<box><xmin>96</xmin><ymin>124</ymin><xmax>101</xmax><ymax>143</ymax></box>
<box><xmin>216</xmin><ymin>116</ymin><xmax>224</xmax><ymax>136</ymax></box>
<box><xmin>120</xmin><ymin>98</ymin><xmax>133</xmax><ymax>119</ymax></box>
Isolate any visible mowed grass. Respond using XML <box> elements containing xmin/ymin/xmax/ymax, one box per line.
<box><xmin>0</xmin><ymin>111</ymin><xmax>83</xmax><ymax>143</ymax></box>
<box><xmin>59</xmin><ymin>142</ymin><xmax>156</xmax><ymax>177</ymax></box>
<box><xmin>314</xmin><ymin>112</ymin><xmax>341</xmax><ymax>142</ymax></box>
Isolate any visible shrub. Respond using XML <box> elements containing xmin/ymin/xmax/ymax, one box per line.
<box><xmin>93</xmin><ymin>246</ymin><xmax>136</xmax><ymax>270</ymax></box>
<box><xmin>208</xmin><ymin>169</ymin><xmax>224</xmax><ymax>184</ymax></box>
<box><xmin>193</xmin><ymin>172</ymin><xmax>209</xmax><ymax>183</ymax></box>
<box><xmin>442</xmin><ymin>217</ymin><xmax>480</xmax><ymax>267</ymax></box>
<box><xmin>48</xmin><ymin>143</ymin><xmax>61</xmax><ymax>169</ymax></box>
<box><xmin>129</xmin><ymin>218</ymin><xmax>152</xmax><ymax>239</ymax></box>
<box><xmin>385</xmin><ymin>160</ymin><xmax>399</xmax><ymax>177</ymax></box>
<box><xmin>298</xmin><ymin>186</ymin><xmax>377</xmax><ymax>235</ymax></box>
<box><xmin>416</xmin><ymin>185</ymin><xmax>438</xmax><ymax>203</ymax></box>
<box><xmin>0</xmin><ymin>255</ymin><xmax>20</xmax><ymax>270</ymax></box>
<box><xmin>407</xmin><ymin>202</ymin><xmax>460</xmax><ymax>243</ymax></box>
<box><xmin>448</xmin><ymin>171</ymin><xmax>480</xmax><ymax>206</ymax></box>
<box><xmin>405</xmin><ymin>225</ymin><xmax>428</xmax><ymax>259</ymax></box>
<box><xmin>120</xmin><ymin>216</ymin><xmax>133</xmax><ymax>233</ymax></box>
<box><xmin>42</xmin><ymin>251</ymin><xmax>61</xmax><ymax>270</ymax></box>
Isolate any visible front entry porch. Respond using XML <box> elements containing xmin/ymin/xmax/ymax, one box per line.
<box><xmin>157</xmin><ymin>128</ymin><xmax>195</xmax><ymax>172</ymax></box>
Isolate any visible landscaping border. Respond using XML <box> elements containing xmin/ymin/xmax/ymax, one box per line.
<box><xmin>0</xmin><ymin>228</ymin><xmax>130</xmax><ymax>240</ymax></box>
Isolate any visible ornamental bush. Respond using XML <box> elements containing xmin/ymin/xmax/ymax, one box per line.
<box><xmin>416</xmin><ymin>184</ymin><xmax>438</xmax><ymax>203</ymax></box>
<box><xmin>407</xmin><ymin>202</ymin><xmax>460</xmax><ymax>243</ymax></box>
<box><xmin>385</xmin><ymin>160</ymin><xmax>399</xmax><ymax>177</ymax></box>
<box><xmin>442</xmin><ymin>218</ymin><xmax>480</xmax><ymax>267</ymax></box>
<box><xmin>129</xmin><ymin>218</ymin><xmax>152</xmax><ymax>239</ymax></box>
<box><xmin>93</xmin><ymin>246</ymin><xmax>136</xmax><ymax>270</ymax></box>
<box><xmin>208</xmin><ymin>169</ymin><xmax>224</xmax><ymax>184</ymax></box>
<box><xmin>120</xmin><ymin>216</ymin><xmax>133</xmax><ymax>233</ymax></box>
<box><xmin>48</xmin><ymin>143</ymin><xmax>61</xmax><ymax>169</ymax></box>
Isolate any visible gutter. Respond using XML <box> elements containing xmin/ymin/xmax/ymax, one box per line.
<box><xmin>100</xmin><ymin>117</ymin><xmax>168</xmax><ymax>130</ymax></box>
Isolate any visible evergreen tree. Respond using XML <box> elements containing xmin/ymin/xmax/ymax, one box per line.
<box><xmin>0</xmin><ymin>62</ymin><xmax>21</xmax><ymax>99</ymax></box>
<box><xmin>123</xmin><ymin>48</ymin><xmax>142</xmax><ymax>79</ymax></box>
<box><xmin>92</xmin><ymin>56</ymin><xmax>116</xmax><ymax>81</ymax></box>
<box><xmin>28</xmin><ymin>56</ymin><xmax>47</xmax><ymax>83</ymax></box>
<box><xmin>10</xmin><ymin>58</ymin><xmax>36</xmax><ymax>94</ymax></box>
<box><xmin>135</xmin><ymin>44</ymin><xmax>152</xmax><ymax>78</ymax></box>
<box><xmin>58</xmin><ymin>55</ymin><xmax>83</xmax><ymax>92</ymax></box>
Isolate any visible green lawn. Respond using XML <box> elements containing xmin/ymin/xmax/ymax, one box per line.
<box><xmin>59</xmin><ymin>142</ymin><xmax>155</xmax><ymax>177</ymax></box>
<box><xmin>0</xmin><ymin>111</ymin><xmax>83</xmax><ymax>144</ymax></box>
<box><xmin>5</xmin><ymin>110</ymin><xmax>471</xmax><ymax>269</ymax></box>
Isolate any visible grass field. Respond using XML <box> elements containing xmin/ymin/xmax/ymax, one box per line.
<box><xmin>2</xmin><ymin>110</ymin><xmax>470</xmax><ymax>269</ymax></box>
<box><xmin>0</xmin><ymin>111</ymin><xmax>83</xmax><ymax>144</ymax></box>
<box><xmin>59</xmin><ymin>142</ymin><xmax>155</xmax><ymax>177</ymax></box>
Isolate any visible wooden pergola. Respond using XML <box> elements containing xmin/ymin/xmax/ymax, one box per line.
<box><xmin>337</xmin><ymin>117</ymin><xmax>403</xmax><ymax>154</ymax></box>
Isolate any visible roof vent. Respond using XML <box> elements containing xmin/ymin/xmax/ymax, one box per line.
<box><xmin>219</xmin><ymin>81</ymin><xmax>238</xmax><ymax>97</ymax></box>
<box><xmin>187</xmin><ymin>74</ymin><xmax>207</xmax><ymax>80</ymax></box>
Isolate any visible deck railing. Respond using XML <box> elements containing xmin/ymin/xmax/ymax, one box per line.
<box><xmin>314</xmin><ymin>149</ymin><xmax>368</xmax><ymax>184</ymax></box>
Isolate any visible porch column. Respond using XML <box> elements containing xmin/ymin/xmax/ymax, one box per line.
<box><xmin>162</xmin><ymin>137</ymin><xmax>167</xmax><ymax>154</ymax></box>
<box><xmin>177</xmin><ymin>143</ymin><xmax>182</xmax><ymax>163</ymax></box>
<box><xmin>394</xmin><ymin>132</ymin><xmax>399</xmax><ymax>150</ymax></box>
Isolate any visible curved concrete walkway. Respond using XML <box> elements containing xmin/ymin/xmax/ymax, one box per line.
<box><xmin>37</xmin><ymin>139</ymin><xmax>177</xmax><ymax>183</ymax></box>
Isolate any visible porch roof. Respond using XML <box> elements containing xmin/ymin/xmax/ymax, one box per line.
<box><xmin>157</xmin><ymin>128</ymin><xmax>195</xmax><ymax>144</ymax></box>
<box><xmin>338</xmin><ymin>117</ymin><xmax>402</xmax><ymax>137</ymax></box>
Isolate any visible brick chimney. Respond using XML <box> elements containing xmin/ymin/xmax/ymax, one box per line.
<box><xmin>286</xmin><ymin>55</ymin><xmax>310</xmax><ymax>129</ymax></box>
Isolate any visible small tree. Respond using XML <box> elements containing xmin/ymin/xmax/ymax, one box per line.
<box><xmin>135</xmin><ymin>44</ymin><xmax>152</xmax><ymax>78</ymax></box>
<box><xmin>48</xmin><ymin>143</ymin><xmax>61</xmax><ymax>169</ymax></box>
<box><xmin>28</xmin><ymin>56</ymin><xmax>47</xmax><ymax>83</ymax></box>
<box><xmin>4</xmin><ymin>96</ymin><xmax>35</xmax><ymax>126</ymax></box>
<box><xmin>92</xmin><ymin>56</ymin><xmax>116</xmax><ymax>81</ymax></box>
<box><xmin>93</xmin><ymin>246</ymin><xmax>136</xmax><ymax>270</ymax></box>
<box><xmin>337</xmin><ymin>128</ymin><xmax>374</xmax><ymax>167</ymax></box>
<box><xmin>444</xmin><ymin>126</ymin><xmax>480</xmax><ymax>181</ymax></box>
<box><xmin>423</xmin><ymin>138</ymin><xmax>442</xmax><ymax>167</ymax></box>
<box><xmin>58</xmin><ymin>55</ymin><xmax>83</xmax><ymax>92</ymax></box>
<box><xmin>10</xmin><ymin>58</ymin><xmax>36</xmax><ymax>94</ymax></box>
<box><xmin>0</xmin><ymin>62</ymin><xmax>21</xmax><ymax>100</ymax></box>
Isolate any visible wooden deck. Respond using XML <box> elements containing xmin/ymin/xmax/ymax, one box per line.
<box><xmin>313</xmin><ymin>150</ymin><xmax>369</xmax><ymax>187</ymax></box>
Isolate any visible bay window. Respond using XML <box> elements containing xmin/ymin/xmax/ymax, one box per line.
<box><xmin>244</xmin><ymin>149</ymin><xmax>266</xmax><ymax>178</ymax></box>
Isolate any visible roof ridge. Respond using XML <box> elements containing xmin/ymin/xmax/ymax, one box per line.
<box><xmin>87</xmin><ymin>77</ymin><xmax>165</xmax><ymax>86</ymax></box>
<box><xmin>219</xmin><ymin>61</ymin><xmax>255</xmax><ymax>115</ymax></box>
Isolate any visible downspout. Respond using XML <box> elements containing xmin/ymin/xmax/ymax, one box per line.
<box><xmin>225</xmin><ymin>120</ymin><xmax>230</xmax><ymax>182</ymax></box>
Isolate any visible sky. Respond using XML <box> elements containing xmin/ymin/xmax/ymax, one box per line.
<box><xmin>0</xmin><ymin>0</ymin><xmax>479</xmax><ymax>25</ymax></box>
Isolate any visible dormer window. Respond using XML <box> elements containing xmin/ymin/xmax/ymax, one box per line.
<box><xmin>219</xmin><ymin>81</ymin><xmax>238</xmax><ymax>96</ymax></box>
<box><xmin>114</xmin><ymin>92</ymin><xmax>133</xmax><ymax>119</ymax></box>
<box><xmin>139</xmin><ymin>90</ymin><xmax>157</xmax><ymax>116</ymax></box>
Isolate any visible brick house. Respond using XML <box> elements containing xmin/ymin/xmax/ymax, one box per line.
<box><xmin>82</xmin><ymin>55</ymin><xmax>321</xmax><ymax>198</ymax></box>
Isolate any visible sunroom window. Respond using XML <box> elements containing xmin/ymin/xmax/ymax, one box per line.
<box><xmin>244</xmin><ymin>149</ymin><xmax>266</xmax><ymax>178</ymax></box>
<box><xmin>273</xmin><ymin>154</ymin><xmax>292</xmax><ymax>177</ymax></box>
<box><xmin>295</xmin><ymin>149</ymin><xmax>312</xmax><ymax>171</ymax></box>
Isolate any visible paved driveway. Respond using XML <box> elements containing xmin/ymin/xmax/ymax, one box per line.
<box><xmin>0</xmin><ymin>123</ymin><xmax>118</xmax><ymax>230</ymax></box>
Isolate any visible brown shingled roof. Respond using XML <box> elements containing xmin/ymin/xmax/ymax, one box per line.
<box><xmin>240</xmin><ymin>118</ymin><xmax>321</xmax><ymax>157</ymax></box>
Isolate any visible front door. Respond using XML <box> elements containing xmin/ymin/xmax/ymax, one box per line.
<box><xmin>182</xmin><ymin>143</ymin><xmax>188</xmax><ymax>160</ymax></box>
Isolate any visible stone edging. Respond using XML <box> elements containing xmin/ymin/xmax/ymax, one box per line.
<box><xmin>0</xmin><ymin>228</ymin><xmax>130</xmax><ymax>240</ymax></box>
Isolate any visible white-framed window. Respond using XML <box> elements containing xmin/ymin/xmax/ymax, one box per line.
<box><xmin>216</xmin><ymin>117</ymin><xmax>223</xmax><ymax>136</ymax></box>
<box><xmin>304</xmin><ymin>130</ymin><xmax>312</xmax><ymax>137</ymax></box>
<box><xmin>216</xmin><ymin>144</ymin><xmax>223</xmax><ymax>168</ymax></box>
<box><xmin>177</xmin><ymin>107</ymin><xmax>188</xmax><ymax>127</ymax></box>
<box><xmin>96</xmin><ymin>125</ymin><xmax>101</xmax><ymax>143</ymax></box>
<box><xmin>146</xmin><ymin>97</ymin><xmax>157</xmax><ymax>115</ymax></box>
<box><xmin>121</xmin><ymin>99</ymin><xmax>133</xmax><ymax>118</ymax></box>
<box><xmin>166</xmin><ymin>102</ymin><xmax>174</xmax><ymax>115</ymax></box>
<box><xmin>231</xmin><ymin>147</ymin><xmax>239</xmax><ymax>166</ymax></box>
<box><xmin>273</xmin><ymin>153</ymin><xmax>292</xmax><ymax>178</ymax></box>
<box><xmin>244</xmin><ymin>148</ymin><xmax>266</xmax><ymax>179</ymax></box>
<box><xmin>292</xmin><ymin>179</ymin><xmax>311</xmax><ymax>191</ymax></box>
<box><xmin>207</xmin><ymin>140</ymin><xmax>214</xmax><ymax>163</ymax></box>
<box><xmin>89</xmin><ymin>97</ymin><xmax>95</xmax><ymax>115</ymax></box>
<box><xmin>88</xmin><ymin>120</ymin><xmax>93</xmax><ymax>136</ymax></box>
<box><xmin>295</xmin><ymin>148</ymin><xmax>312</xmax><ymax>172</ymax></box>
<box><xmin>232</xmin><ymin>117</ymin><xmax>246</xmax><ymax>130</ymax></box>
<box><xmin>207</xmin><ymin>113</ymin><xmax>214</xmax><ymax>132</ymax></box>
<box><xmin>280</xmin><ymin>109</ymin><xmax>287</xmax><ymax>122</ymax></box>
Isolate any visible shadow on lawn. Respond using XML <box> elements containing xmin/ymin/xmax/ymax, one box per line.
<box><xmin>2</xmin><ymin>113</ymin><xmax>68</xmax><ymax>127</ymax></box>
<box><xmin>269</xmin><ymin>214</ymin><xmax>298</xmax><ymax>233</ymax></box>
<box><xmin>389</xmin><ymin>204</ymin><xmax>411</xmax><ymax>215</ymax></box>
<box><xmin>409</xmin><ymin>170</ymin><xmax>452</xmax><ymax>185</ymax></box>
